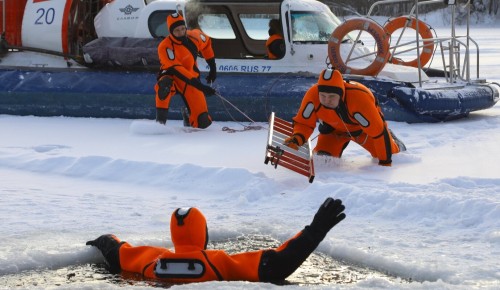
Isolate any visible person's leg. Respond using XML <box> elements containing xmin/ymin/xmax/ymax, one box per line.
<box><xmin>155</xmin><ymin>82</ymin><xmax>175</xmax><ymax>124</ymax></box>
<box><xmin>314</xmin><ymin>133</ymin><xmax>350</xmax><ymax>157</ymax></box>
<box><xmin>358</xmin><ymin>132</ymin><xmax>401</xmax><ymax>159</ymax></box>
<box><xmin>182</xmin><ymin>86</ymin><xmax>212</xmax><ymax>129</ymax></box>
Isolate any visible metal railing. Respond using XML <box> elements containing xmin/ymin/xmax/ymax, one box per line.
<box><xmin>363</xmin><ymin>0</ymin><xmax>479</xmax><ymax>86</ymax></box>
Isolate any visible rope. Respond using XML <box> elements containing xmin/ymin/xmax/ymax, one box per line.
<box><xmin>207</xmin><ymin>73</ymin><xmax>295</xmax><ymax>133</ymax></box>
<box><xmin>221</xmin><ymin>125</ymin><xmax>264</xmax><ymax>133</ymax></box>
<box><xmin>214</xmin><ymin>92</ymin><xmax>267</xmax><ymax>132</ymax></box>
<box><xmin>337</xmin><ymin>106</ymin><xmax>354</xmax><ymax>140</ymax></box>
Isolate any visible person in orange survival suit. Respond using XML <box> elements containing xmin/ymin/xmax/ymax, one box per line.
<box><xmin>86</xmin><ymin>197</ymin><xmax>345</xmax><ymax>283</ymax></box>
<box><xmin>184</xmin><ymin>10</ymin><xmax>217</xmax><ymax>85</ymax></box>
<box><xmin>266</xmin><ymin>19</ymin><xmax>285</xmax><ymax>59</ymax></box>
<box><xmin>155</xmin><ymin>12</ymin><xmax>217</xmax><ymax>128</ymax></box>
<box><xmin>284</xmin><ymin>69</ymin><xmax>406</xmax><ymax>166</ymax></box>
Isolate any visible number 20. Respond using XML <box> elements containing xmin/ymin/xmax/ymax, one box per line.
<box><xmin>35</xmin><ymin>8</ymin><xmax>55</xmax><ymax>25</ymax></box>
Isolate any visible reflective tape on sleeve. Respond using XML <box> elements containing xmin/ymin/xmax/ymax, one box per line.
<box><xmin>302</xmin><ymin>102</ymin><xmax>315</xmax><ymax>119</ymax></box>
<box><xmin>353</xmin><ymin>112</ymin><xmax>369</xmax><ymax>127</ymax></box>
<box><xmin>167</xmin><ymin>48</ymin><xmax>175</xmax><ymax>60</ymax></box>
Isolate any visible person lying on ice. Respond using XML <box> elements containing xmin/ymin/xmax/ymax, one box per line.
<box><xmin>284</xmin><ymin>68</ymin><xmax>406</xmax><ymax>166</ymax></box>
<box><xmin>86</xmin><ymin>197</ymin><xmax>345</xmax><ymax>283</ymax></box>
<box><xmin>155</xmin><ymin>12</ymin><xmax>217</xmax><ymax>128</ymax></box>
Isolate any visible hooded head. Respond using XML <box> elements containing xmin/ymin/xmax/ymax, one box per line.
<box><xmin>167</xmin><ymin>12</ymin><xmax>186</xmax><ymax>38</ymax></box>
<box><xmin>317</xmin><ymin>69</ymin><xmax>345</xmax><ymax>98</ymax></box>
<box><xmin>170</xmin><ymin>207</ymin><xmax>208</xmax><ymax>252</ymax></box>
<box><xmin>317</xmin><ymin>69</ymin><xmax>345</xmax><ymax>109</ymax></box>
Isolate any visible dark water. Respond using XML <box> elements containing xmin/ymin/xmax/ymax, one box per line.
<box><xmin>0</xmin><ymin>235</ymin><xmax>408</xmax><ymax>288</ymax></box>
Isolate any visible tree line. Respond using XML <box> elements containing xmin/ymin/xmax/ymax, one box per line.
<box><xmin>320</xmin><ymin>0</ymin><xmax>498</xmax><ymax>17</ymax></box>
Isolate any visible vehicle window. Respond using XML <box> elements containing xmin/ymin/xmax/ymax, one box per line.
<box><xmin>148</xmin><ymin>10</ymin><xmax>176</xmax><ymax>38</ymax></box>
<box><xmin>239</xmin><ymin>14</ymin><xmax>279</xmax><ymax>40</ymax></box>
<box><xmin>198</xmin><ymin>14</ymin><xmax>236</xmax><ymax>39</ymax></box>
<box><xmin>290</xmin><ymin>11</ymin><xmax>340</xmax><ymax>43</ymax></box>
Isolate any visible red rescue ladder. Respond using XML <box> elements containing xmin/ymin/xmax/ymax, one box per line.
<box><xmin>264</xmin><ymin>112</ymin><xmax>315</xmax><ymax>183</ymax></box>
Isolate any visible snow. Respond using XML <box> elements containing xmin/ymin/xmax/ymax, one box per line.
<box><xmin>1</xmin><ymin>22</ymin><xmax>500</xmax><ymax>290</ymax></box>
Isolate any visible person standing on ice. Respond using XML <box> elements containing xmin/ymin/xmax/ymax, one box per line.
<box><xmin>284</xmin><ymin>69</ymin><xmax>406</xmax><ymax>166</ymax></box>
<box><xmin>86</xmin><ymin>197</ymin><xmax>345</xmax><ymax>283</ymax></box>
<box><xmin>155</xmin><ymin>12</ymin><xmax>217</xmax><ymax>128</ymax></box>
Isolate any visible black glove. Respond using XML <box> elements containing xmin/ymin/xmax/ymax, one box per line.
<box><xmin>86</xmin><ymin>234</ymin><xmax>123</xmax><ymax>274</ymax></box>
<box><xmin>205</xmin><ymin>58</ymin><xmax>217</xmax><ymax>83</ymax></box>
<box><xmin>157</xmin><ymin>76</ymin><xmax>173</xmax><ymax>101</ymax></box>
<box><xmin>309</xmin><ymin>198</ymin><xmax>346</xmax><ymax>238</ymax></box>
<box><xmin>201</xmin><ymin>84</ymin><xmax>216</xmax><ymax>96</ymax></box>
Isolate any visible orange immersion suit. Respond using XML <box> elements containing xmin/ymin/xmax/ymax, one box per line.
<box><xmin>266</xmin><ymin>34</ymin><xmax>285</xmax><ymax>59</ymax></box>
<box><xmin>289</xmin><ymin>69</ymin><xmax>403</xmax><ymax>166</ymax></box>
<box><xmin>86</xmin><ymin>198</ymin><xmax>346</xmax><ymax>283</ymax></box>
<box><xmin>155</xmin><ymin>13</ymin><xmax>216</xmax><ymax>128</ymax></box>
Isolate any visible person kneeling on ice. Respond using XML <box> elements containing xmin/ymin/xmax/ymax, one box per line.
<box><xmin>86</xmin><ymin>197</ymin><xmax>345</xmax><ymax>283</ymax></box>
<box><xmin>155</xmin><ymin>12</ymin><xmax>217</xmax><ymax>128</ymax></box>
<box><xmin>284</xmin><ymin>69</ymin><xmax>406</xmax><ymax>166</ymax></box>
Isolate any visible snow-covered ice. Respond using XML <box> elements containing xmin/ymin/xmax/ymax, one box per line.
<box><xmin>0</xmin><ymin>23</ymin><xmax>499</xmax><ymax>290</ymax></box>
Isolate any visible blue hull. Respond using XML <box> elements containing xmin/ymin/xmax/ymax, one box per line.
<box><xmin>0</xmin><ymin>68</ymin><xmax>498</xmax><ymax>123</ymax></box>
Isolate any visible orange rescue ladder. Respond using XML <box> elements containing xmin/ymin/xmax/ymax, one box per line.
<box><xmin>265</xmin><ymin>112</ymin><xmax>315</xmax><ymax>183</ymax></box>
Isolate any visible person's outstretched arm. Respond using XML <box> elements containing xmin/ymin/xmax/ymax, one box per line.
<box><xmin>258</xmin><ymin>198</ymin><xmax>346</xmax><ymax>282</ymax></box>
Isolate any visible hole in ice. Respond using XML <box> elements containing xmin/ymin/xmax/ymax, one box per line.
<box><xmin>0</xmin><ymin>235</ymin><xmax>409</xmax><ymax>287</ymax></box>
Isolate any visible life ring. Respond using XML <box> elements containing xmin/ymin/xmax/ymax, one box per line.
<box><xmin>328</xmin><ymin>17</ymin><xmax>390</xmax><ymax>76</ymax></box>
<box><xmin>384</xmin><ymin>16</ymin><xmax>434</xmax><ymax>67</ymax></box>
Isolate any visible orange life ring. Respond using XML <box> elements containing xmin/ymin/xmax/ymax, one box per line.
<box><xmin>384</xmin><ymin>16</ymin><xmax>434</xmax><ymax>67</ymax></box>
<box><xmin>328</xmin><ymin>17</ymin><xmax>390</xmax><ymax>76</ymax></box>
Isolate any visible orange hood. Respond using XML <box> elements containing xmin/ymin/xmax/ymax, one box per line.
<box><xmin>317</xmin><ymin>69</ymin><xmax>345</xmax><ymax>100</ymax></box>
<box><xmin>166</xmin><ymin>12</ymin><xmax>186</xmax><ymax>35</ymax></box>
<box><xmin>170</xmin><ymin>207</ymin><xmax>208</xmax><ymax>252</ymax></box>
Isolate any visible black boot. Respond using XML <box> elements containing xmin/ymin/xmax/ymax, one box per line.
<box><xmin>156</xmin><ymin>108</ymin><xmax>168</xmax><ymax>125</ymax></box>
<box><xmin>181</xmin><ymin>107</ymin><xmax>191</xmax><ymax>127</ymax></box>
<box><xmin>390</xmin><ymin>129</ymin><xmax>406</xmax><ymax>152</ymax></box>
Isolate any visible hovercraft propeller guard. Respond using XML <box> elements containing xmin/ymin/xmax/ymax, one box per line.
<box><xmin>265</xmin><ymin>112</ymin><xmax>315</xmax><ymax>183</ymax></box>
